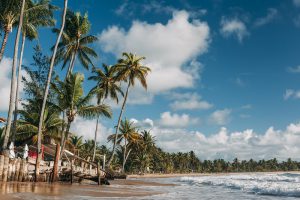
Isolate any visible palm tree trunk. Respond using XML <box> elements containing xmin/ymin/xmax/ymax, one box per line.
<box><xmin>35</xmin><ymin>0</ymin><xmax>68</xmax><ymax>180</ymax></box>
<box><xmin>107</xmin><ymin>81</ymin><xmax>130</xmax><ymax>167</ymax></box>
<box><xmin>92</xmin><ymin>116</ymin><xmax>99</xmax><ymax>162</ymax></box>
<box><xmin>59</xmin><ymin>111</ymin><xmax>66</xmax><ymax>159</ymax></box>
<box><xmin>0</xmin><ymin>28</ymin><xmax>10</xmax><ymax>63</ymax></box>
<box><xmin>12</xmin><ymin>33</ymin><xmax>26</xmax><ymax>142</ymax></box>
<box><xmin>2</xmin><ymin>0</ymin><xmax>26</xmax><ymax>151</ymax></box>
<box><xmin>66</xmin><ymin>52</ymin><xmax>75</xmax><ymax>78</ymax></box>
<box><xmin>60</xmin><ymin>120</ymin><xmax>71</xmax><ymax>159</ymax></box>
<box><xmin>124</xmin><ymin>148</ymin><xmax>132</xmax><ymax>171</ymax></box>
<box><xmin>122</xmin><ymin>138</ymin><xmax>127</xmax><ymax>172</ymax></box>
<box><xmin>66</xmin><ymin>39</ymin><xmax>79</xmax><ymax>77</ymax></box>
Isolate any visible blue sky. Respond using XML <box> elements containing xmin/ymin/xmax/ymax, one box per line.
<box><xmin>2</xmin><ymin>0</ymin><xmax>300</xmax><ymax>160</ymax></box>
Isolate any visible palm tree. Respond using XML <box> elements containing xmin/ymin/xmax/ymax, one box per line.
<box><xmin>2</xmin><ymin>0</ymin><xmax>26</xmax><ymax>151</ymax></box>
<box><xmin>35</xmin><ymin>0</ymin><xmax>68</xmax><ymax>180</ymax></box>
<box><xmin>106</xmin><ymin>52</ymin><xmax>151</xmax><ymax>167</ymax></box>
<box><xmin>54</xmin><ymin>10</ymin><xmax>97</xmax><ymax>77</ymax></box>
<box><xmin>51</xmin><ymin>73</ymin><xmax>112</xmax><ymax>157</ymax></box>
<box><xmin>88</xmin><ymin>64</ymin><xmax>123</xmax><ymax>162</ymax></box>
<box><xmin>0</xmin><ymin>0</ymin><xmax>20</xmax><ymax>62</ymax></box>
<box><xmin>17</xmin><ymin>107</ymin><xmax>62</xmax><ymax>144</ymax></box>
<box><xmin>12</xmin><ymin>0</ymin><xmax>56</xmax><ymax>141</ymax></box>
<box><xmin>68</xmin><ymin>135</ymin><xmax>83</xmax><ymax>155</ymax></box>
<box><xmin>108</xmin><ymin>119</ymin><xmax>140</xmax><ymax>172</ymax></box>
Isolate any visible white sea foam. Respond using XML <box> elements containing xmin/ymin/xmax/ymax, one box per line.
<box><xmin>180</xmin><ymin>173</ymin><xmax>300</xmax><ymax>197</ymax></box>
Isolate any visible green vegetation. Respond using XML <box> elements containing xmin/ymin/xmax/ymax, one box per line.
<box><xmin>0</xmin><ymin>0</ymin><xmax>298</xmax><ymax>178</ymax></box>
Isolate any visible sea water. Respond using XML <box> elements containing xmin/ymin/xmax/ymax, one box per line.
<box><xmin>132</xmin><ymin>173</ymin><xmax>300</xmax><ymax>199</ymax></box>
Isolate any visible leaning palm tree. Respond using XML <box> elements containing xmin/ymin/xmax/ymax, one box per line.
<box><xmin>108</xmin><ymin>119</ymin><xmax>140</xmax><ymax>172</ymax></box>
<box><xmin>106</xmin><ymin>52</ymin><xmax>151</xmax><ymax>167</ymax></box>
<box><xmin>12</xmin><ymin>0</ymin><xmax>56</xmax><ymax>141</ymax></box>
<box><xmin>35</xmin><ymin>0</ymin><xmax>68</xmax><ymax>180</ymax></box>
<box><xmin>54</xmin><ymin>10</ymin><xmax>97</xmax><ymax>77</ymax></box>
<box><xmin>0</xmin><ymin>0</ymin><xmax>20</xmax><ymax>62</ymax></box>
<box><xmin>2</xmin><ymin>0</ymin><xmax>26</xmax><ymax>151</ymax></box>
<box><xmin>51</xmin><ymin>73</ymin><xmax>112</xmax><ymax>157</ymax></box>
<box><xmin>88</xmin><ymin>64</ymin><xmax>123</xmax><ymax>162</ymax></box>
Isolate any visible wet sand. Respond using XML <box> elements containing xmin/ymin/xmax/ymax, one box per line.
<box><xmin>0</xmin><ymin>179</ymin><xmax>173</xmax><ymax>199</ymax></box>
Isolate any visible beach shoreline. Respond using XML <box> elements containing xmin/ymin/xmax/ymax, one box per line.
<box><xmin>128</xmin><ymin>171</ymin><xmax>300</xmax><ymax>178</ymax></box>
<box><xmin>0</xmin><ymin>179</ymin><xmax>173</xmax><ymax>199</ymax></box>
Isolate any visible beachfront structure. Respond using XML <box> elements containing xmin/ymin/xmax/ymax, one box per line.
<box><xmin>0</xmin><ymin>142</ymin><xmax>110</xmax><ymax>184</ymax></box>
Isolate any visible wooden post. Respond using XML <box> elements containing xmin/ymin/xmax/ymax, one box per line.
<box><xmin>0</xmin><ymin>155</ymin><xmax>4</xmax><ymax>181</ymax></box>
<box><xmin>2</xmin><ymin>156</ymin><xmax>9</xmax><ymax>182</ymax></box>
<box><xmin>18</xmin><ymin>159</ymin><xmax>24</xmax><ymax>182</ymax></box>
<box><xmin>52</xmin><ymin>143</ymin><xmax>60</xmax><ymax>182</ymax></box>
<box><xmin>70</xmin><ymin>159</ymin><xmax>74</xmax><ymax>184</ymax></box>
<box><xmin>97</xmin><ymin>162</ymin><xmax>101</xmax><ymax>185</ymax></box>
<box><xmin>15</xmin><ymin>158</ymin><xmax>21</xmax><ymax>181</ymax></box>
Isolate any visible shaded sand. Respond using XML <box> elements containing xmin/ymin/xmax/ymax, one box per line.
<box><xmin>0</xmin><ymin>180</ymin><xmax>174</xmax><ymax>199</ymax></box>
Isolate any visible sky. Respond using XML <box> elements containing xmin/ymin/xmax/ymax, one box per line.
<box><xmin>1</xmin><ymin>0</ymin><xmax>300</xmax><ymax>161</ymax></box>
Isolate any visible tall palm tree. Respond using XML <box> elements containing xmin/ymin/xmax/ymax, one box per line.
<box><xmin>88</xmin><ymin>64</ymin><xmax>123</xmax><ymax>162</ymax></box>
<box><xmin>0</xmin><ymin>0</ymin><xmax>20</xmax><ymax>62</ymax></box>
<box><xmin>106</xmin><ymin>52</ymin><xmax>151</xmax><ymax>167</ymax></box>
<box><xmin>54</xmin><ymin>10</ymin><xmax>97</xmax><ymax>77</ymax></box>
<box><xmin>51</xmin><ymin>73</ymin><xmax>112</xmax><ymax>157</ymax></box>
<box><xmin>12</xmin><ymin>0</ymin><xmax>56</xmax><ymax>141</ymax></box>
<box><xmin>35</xmin><ymin>0</ymin><xmax>68</xmax><ymax>180</ymax></box>
<box><xmin>2</xmin><ymin>0</ymin><xmax>26</xmax><ymax>151</ymax></box>
<box><xmin>111</xmin><ymin>119</ymin><xmax>140</xmax><ymax>172</ymax></box>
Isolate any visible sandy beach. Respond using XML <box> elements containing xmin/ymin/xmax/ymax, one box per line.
<box><xmin>0</xmin><ymin>179</ymin><xmax>174</xmax><ymax>199</ymax></box>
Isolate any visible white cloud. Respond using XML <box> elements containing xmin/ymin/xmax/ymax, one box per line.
<box><xmin>152</xmin><ymin>122</ymin><xmax>300</xmax><ymax>161</ymax></box>
<box><xmin>159</xmin><ymin>111</ymin><xmax>199</xmax><ymax>128</ymax></box>
<box><xmin>284</xmin><ymin>89</ymin><xmax>300</xmax><ymax>100</ymax></box>
<box><xmin>293</xmin><ymin>0</ymin><xmax>300</xmax><ymax>7</ymax></box>
<box><xmin>254</xmin><ymin>8</ymin><xmax>278</xmax><ymax>27</ymax></box>
<box><xmin>287</xmin><ymin>65</ymin><xmax>300</xmax><ymax>73</ymax></box>
<box><xmin>0</xmin><ymin>57</ymin><xmax>26</xmax><ymax>112</ymax></box>
<box><xmin>0</xmin><ymin>57</ymin><xmax>13</xmax><ymax>112</ymax></box>
<box><xmin>130</xmin><ymin>118</ymin><xmax>154</xmax><ymax>128</ymax></box>
<box><xmin>209</xmin><ymin>109</ymin><xmax>232</xmax><ymax>125</ymax></box>
<box><xmin>70</xmin><ymin>117</ymin><xmax>113</xmax><ymax>145</ymax></box>
<box><xmin>220</xmin><ymin>17</ymin><xmax>249</xmax><ymax>42</ymax></box>
<box><xmin>169</xmin><ymin>92</ymin><xmax>213</xmax><ymax>110</ymax></box>
<box><xmin>98</xmin><ymin>10</ymin><xmax>210</xmax><ymax>104</ymax></box>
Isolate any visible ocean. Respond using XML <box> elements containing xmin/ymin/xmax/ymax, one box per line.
<box><xmin>130</xmin><ymin>173</ymin><xmax>300</xmax><ymax>199</ymax></box>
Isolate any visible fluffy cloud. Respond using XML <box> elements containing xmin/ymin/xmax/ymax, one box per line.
<box><xmin>284</xmin><ymin>89</ymin><xmax>300</xmax><ymax>100</ymax></box>
<box><xmin>159</xmin><ymin>111</ymin><xmax>199</xmax><ymax>128</ymax></box>
<box><xmin>0</xmin><ymin>57</ymin><xmax>28</xmax><ymax>113</ymax></box>
<box><xmin>287</xmin><ymin>65</ymin><xmax>300</xmax><ymax>73</ymax></box>
<box><xmin>130</xmin><ymin>118</ymin><xmax>154</xmax><ymax>128</ymax></box>
<box><xmin>98</xmin><ymin>10</ymin><xmax>210</xmax><ymax>104</ymax></box>
<box><xmin>0</xmin><ymin>57</ymin><xmax>13</xmax><ymax>112</ymax></box>
<box><xmin>254</xmin><ymin>8</ymin><xmax>278</xmax><ymax>27</ymax></box>
<box><xmin>152</xmin><ymin>122</ymin><xmax>300</xmax><ymax>161</ymax></box>
<box><xmin>169</xmin><ymin>92</ymin><xmax>213</xmax><ymax>111</ymax></box>
<box><xmin>220</xmin><ymin>17</ymin><xmax>249</xmax><ymax>42</ymax></box>
<box><xmin>69</xmin><ymin>116</ymin><xmax>300</xmax><ymax>161</ymax></box>
<box><xmin>293</xmin><ymin>0</ymin><xmax>300</xmax><ymax>7</ymax></box>
<box><xmin>70</xmin><ymin>117</ymin><xmax>113</xmax><ymax>144</ymax></box>
<box><xmin>209</xmin><ymin>109</ymin><xmax>232</xmax><ymax>125</ymax></box>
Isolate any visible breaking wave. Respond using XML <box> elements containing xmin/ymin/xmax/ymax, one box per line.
<box><xmin>180</xmin><ymin>173</ymin><xmax>300</xmax><ymax>197</ymax></box>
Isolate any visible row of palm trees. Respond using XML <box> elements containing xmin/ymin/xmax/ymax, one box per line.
<box><xmin>0</xmin><ymin>0</ymin><xmax>151</xmax><ymax>179</ymax></box>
